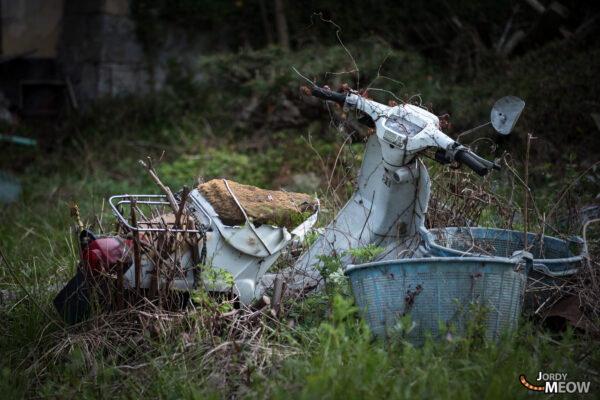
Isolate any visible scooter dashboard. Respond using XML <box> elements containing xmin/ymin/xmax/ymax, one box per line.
<box><xmin>384</xmin><ymin>116</ymin><xmax>423</xmax><ymax>137</ymax></box>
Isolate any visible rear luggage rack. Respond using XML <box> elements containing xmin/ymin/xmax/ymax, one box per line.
<box><xmin>109</xmin><ymin>194</ymin><xmax>211</xmax><ymax>233</ymax></box>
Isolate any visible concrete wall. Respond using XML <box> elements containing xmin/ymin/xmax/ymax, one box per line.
<box><xmin>59</xmin><ymin>0</ymin><xmax>208</xmax><ymax>105</ymax></box>
<box><xmin>1</xmin><ymin>0</ymin><xmax>205</xmax><ymax>109</ymax></box>
<box><xmin>58</xmin><ymin>0</ymin><xmax>152</xmax><ymax>103</ymax></box>
<box><xmin>1</xmin><ymin>0</ymin><xmax>65</xmax><ymax>57</ymax></box>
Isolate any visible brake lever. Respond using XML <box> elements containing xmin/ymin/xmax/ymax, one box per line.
<box><xmin>468</xmin><ymin>151</ymin><xmax>501</xmax><ymax>171</ymax></box>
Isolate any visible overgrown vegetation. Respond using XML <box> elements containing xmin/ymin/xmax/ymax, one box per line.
<box><xmin>1</xmin><ymin>34</ymin><xmax>600</xmax><ymax>398</ymax></box>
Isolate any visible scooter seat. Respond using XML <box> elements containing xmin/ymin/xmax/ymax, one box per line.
<box><xmin>198</xmin><ymin>179</ymin><xmax>318</xmax><ymax>229</ymax></box>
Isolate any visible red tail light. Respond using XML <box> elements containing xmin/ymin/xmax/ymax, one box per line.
<box><xmin>82</xmin><ymin>237</ymin><xmax>134</xmax><ymax>275</ymax></box>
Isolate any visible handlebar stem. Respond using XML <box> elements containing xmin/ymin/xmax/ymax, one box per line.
<box><xmin>308</xmin><ymin>85</ymin><xmax>496</xmax><ymax>175</ymax></box>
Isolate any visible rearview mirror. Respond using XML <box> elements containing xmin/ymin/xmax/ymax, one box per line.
<box><xmin>491</xmin><ymin>96</ymin><xmax>525</xmax><ymax>135</ymax></box>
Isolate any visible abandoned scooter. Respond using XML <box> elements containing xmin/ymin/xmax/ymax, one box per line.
<box><xmin>53</xmin><ymin>82</ymin><xmax>523</xmax><ymax>324</ymax></box>
<box><xmin>290</xmin><ymin>85</ymin><xmax>525</xmax><ymax>287</ymax></box>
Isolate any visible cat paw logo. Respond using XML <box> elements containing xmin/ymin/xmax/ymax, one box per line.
<box><xmin>520</xmin><ymin>372</ymin><xmax>591</xmax><ymax>394</ymax></box>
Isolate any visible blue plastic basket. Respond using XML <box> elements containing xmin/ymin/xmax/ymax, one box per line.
<box><xmin>345</xmin><ymin>257</ymin><xmax>528</xmax><ymax>343</ymax></box>
<box><xmin>419</xmin><ymin>227</ymin><xmax>586</xmax><ymax>311</ymax></box>
<box><xmin>420</xmin><ymin>227</ymin><xmax>585</xmax><ymax>275</ymax></box>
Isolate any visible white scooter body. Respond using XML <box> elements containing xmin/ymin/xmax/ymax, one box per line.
<box><xmin>113</xmin><ymin>189</ymin><xmax>319</xmax><ymax>304</ymax></box>
<box><xmin>293</xmin><ymin>93</ymin><xmax>457</xmax><ymax>281</ymax></box>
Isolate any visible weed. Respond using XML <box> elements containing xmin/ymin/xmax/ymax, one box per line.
<box><xmin>303</xmin><ymin>230</ymin><xmax>321</xmax><ymax>248</ymax></box>
<box><xmin>345</xmin><ymin>244</ymin><xmax>386</xmax><ymax>263</ymax></box>
<box><xmin>191</xmin><ymin>264</ymin><xmax>235</xmax><ymax>314</ymax></box>
<box><xmin>314</xmin><ymin>253</ymin><xmax>344</xmax><ymax>301</ymax></box>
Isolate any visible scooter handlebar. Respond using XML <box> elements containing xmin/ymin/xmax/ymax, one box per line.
<box><xmin>304</xmin><ymin>86</ymin><xmax>493</xmax><ymax>177</ymax></box>
<box><xmin>454</xmin><ymin>150</ymin><xmax>488</xmax><ymax>176</ymax></box>
<box><xmin>304</xmin><ymin>85</ymin><xmax>347</xmax><ymax>105</ymax></box>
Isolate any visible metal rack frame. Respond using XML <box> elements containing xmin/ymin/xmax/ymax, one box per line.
<box><xmin>109</xmin><ymin>194</ymin><xmax>211</xmax><ymax>233</ymax></box>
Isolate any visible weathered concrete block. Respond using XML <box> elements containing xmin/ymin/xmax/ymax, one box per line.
<box><xmin>77</xmin><ymin>63</ymin><xmax>100</xmax><ymax>100</ymax></box>
<box><xmin>97</xmin><ymin>63</ymin><xmax>151</xmax><ymax>97</ymax></box>
<box><xmin>97</xmin><ymin>13</ymin><xmax>145</xmax><ymax>64</ymax></box>
<box><xmin>59</xmin><ymin>16</ymin><xmax>103</xmax><ymax>64</ymax></box>
<box><xmin>57</xmin><ymin>0</ymin><xmax>206</xmax><ymax>105</ymax></box>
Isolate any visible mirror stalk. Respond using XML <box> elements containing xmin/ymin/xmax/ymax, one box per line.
<box><xmin>456</xmin><ymin>121</ymin><xmax>491</xmax><ymax>142</ymax></box>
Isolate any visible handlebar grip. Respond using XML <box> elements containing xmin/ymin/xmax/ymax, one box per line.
<box><xmin>306</xmin><ymin>86</ymin><xmax>347</xmax><ymax>105</ymax></box>
<box><xmin>454</xmin><ymin>150</ymin><xmax>488</xmax><ymax>176</ymax></box>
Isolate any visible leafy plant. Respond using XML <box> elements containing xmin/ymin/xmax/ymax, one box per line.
<box><xmin>191</xmin><ymin>264</ymin><xmax>234</xmax><ymax>314</ymax></box>
<box><xmin>314</xmin><ymin>253</ymin><xmax>344</xmax><ymax>300</ymax></box>
<box><xmin>346</xmin><ymin>244</ymin><xmax>385</xmax><ymax>263</ymax></box>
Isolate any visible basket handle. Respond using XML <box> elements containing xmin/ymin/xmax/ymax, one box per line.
<box><xmin>532</xmin><ymin>263</ymin><xmax>579</xmax><ymax>277</ymax></box>
<box><xmin>418</xmin><ymin>226</ymin><xmax>434</xmax><ymax>251</ymax></box>
<box><xmin>510</xmin><ymin>250</ymin><xmax>533</xmax><ymax>273</ymax></box>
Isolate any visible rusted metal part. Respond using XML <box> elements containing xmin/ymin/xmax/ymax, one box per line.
<box><xmin>223</xmin><ymin>179</ymin><xmax>273</xmax><ymax>255</ymax></box>
<box><xmin>130</xmin><ymin>197</ymin><xmax>142</xmax><ymax>297</ymax></box>
<box><xmin>110</xmin><ymin>195</ymin><xmax>207</xmax><ymax>233</ymax></box>
<box><xmin>116</xmin><ymin>261</ymin><xmax>124</xmax><ymax>310</ymax></box>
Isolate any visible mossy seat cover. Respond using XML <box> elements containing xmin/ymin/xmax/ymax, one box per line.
<box><xmin>198</xmin><ymin>179</ymin><xmax>318</xmax><ymax>229</ymax></box>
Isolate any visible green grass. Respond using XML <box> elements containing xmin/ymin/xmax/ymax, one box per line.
<box><xmin>1</xmin><ymin>39</ymin><xmax>599</xmax><ymax>399</ymax></box>
<box><xmin>260</xmin><ymin>297</ymin><xmax>599</xmax><ymax>400</ymax></box>
<box><xmin>2</xmin><ymin>145</ymin><xmax>597</xmax><ymax>398</ymax></box>
<box><xmin>2</xmin><ymin>288</ymin><xmax>597</xmax><ymax>399</ymax></box>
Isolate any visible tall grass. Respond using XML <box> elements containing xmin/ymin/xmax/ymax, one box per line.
<box><xmin>1</xmin><ymin>39</ymin><xmax>599</xmax><ymax>398</ymax></box>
